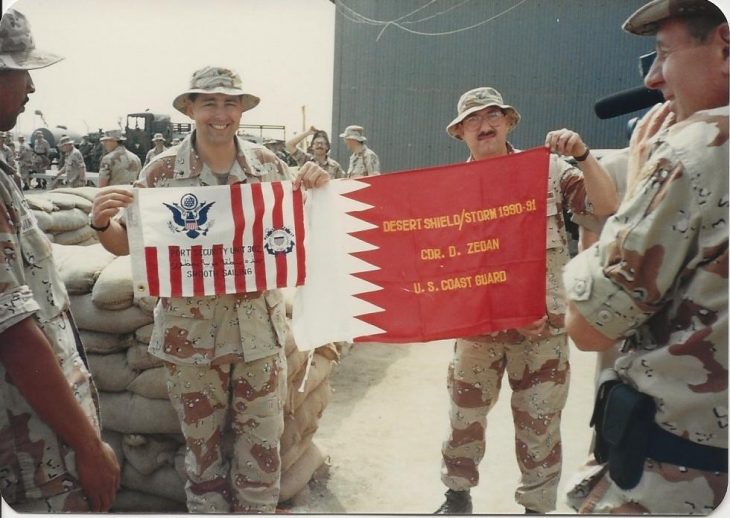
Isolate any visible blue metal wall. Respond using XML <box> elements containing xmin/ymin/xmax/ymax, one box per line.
<box><xmin>331</xmin><ymin>0</ymin><xmax>653</xmax><ymax>172</ymax></box>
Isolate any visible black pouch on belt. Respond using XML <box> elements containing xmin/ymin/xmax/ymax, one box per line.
<box><xmin>601</xmin><ymin>383</ymin><xmax>656</xmax><ymax>490</ymax></box>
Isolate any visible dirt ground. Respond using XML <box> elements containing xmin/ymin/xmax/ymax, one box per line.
<box><xmin>287</xmin><ymin>339</ymin><xmax>597</xmax><ymax>515</ymax></box>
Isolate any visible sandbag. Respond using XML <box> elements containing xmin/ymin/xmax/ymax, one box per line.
<box><xmin>127</xmin><ymin>343</ymin><xmax>164</xmax><ymax>371</ymax></box>
<box><xmin>70</xmin><ymin>294</ymin><xmax>153</xmax><ymax>334</ymax></box>
<box><xmin>286</xmin><ymin>354</ymin><xmax>333</xmax><ymax>414</ymax></box>
<box><xmin>121</xmin><ymin>464</ymin><xmax>186</xmax><ymax>504</ymax></box>
<box><xmin>47</xmin><ymin>207</ymin><xmax>87</xmax><ymax>232</ymax></box>
<box><xmin>111</xmin><ymin>489</ymin><xmax>186</xmax><ymax>513</ymax></box>
<box><xmin>33</xmin><ymin>210</ymin><xmax>52</xmax><ymax>231</ymax></box>
<box><xmin>127</xmin><ymin>367</ymin><xmax>168</xmax><ymax>399</ymax></box>
<box><xmin>44</xmin><ymin>191</ymin><xmax>93</xmax><ymax>212</ymax></box>
<box><xmin>78</xmin><ymin>329</ymin><xmax>127</xmax><ymax>354</ymax></box>
<box><xmin>52</xmin><ymin>186</ymin><xmax>98</xmax><ymax>203</ymax></box>
<box><xmin>53</xmin><ymin>225</ymin><xmax>97</xmax><ymax>245</ymax></box>
<box><xmin>92</xmin><ymin>255</ymin><xmax>135</xmax><ymax>310</ymax></box>
<box><xmin>101</xmin><ymin>429</ymin><xmax>125</xmax><ymax>469</ymax></box>
<box><xmin>135</xmin><ymin>323</ymin><xmax>154</xmax><ymax>344</ymax></box>
<box><xmin>100</xmin><ymin>392</ymin><xmax>180</xmax><ymax>434</ymax></box>
<box><xmin>136</xmin><ymin>295</ymin><xmax>158</xmax><ymax>315</ymax></box>
<box><xmin>52</xmin><ymin>243</ymin><xmax>116</xmax><ymax>294</ymax></box>
<box><xmin>75</xmin><ymin>237</ymin><xmax>99</xmax><ymax>246</ymax></box>
<box><xmin>290</xmin><ymin>381</ymin><xmax>330</xmax><ymax>432</ymax></box>
<box><xmin>87</xmin><ymin>352</ymin><xmax>138</xmax><ymax>392</ymax></box>
<box><xmin>282</xmin><ymin>430</ymin><xmax>316</xmax><ymax>473</ymax></box>
<box><xmin>24</xmin><ymin>193</ymin><xmax>55</xmax><ymax>212</ymax></box>
<box><xmin>279</xmin><ymin>442</ymin><xmax>325</xmax><ymax>502</ymax></box>
<box><xmin>122</xmin><ymin>434</ymin><xmax>179</xmax><ymax>476</ymax></box>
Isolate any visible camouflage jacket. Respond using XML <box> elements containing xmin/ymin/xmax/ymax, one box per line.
<box><xmin>16</xmin><ymin>143</ymin><xmax>33</xmax><ymax>169</ymax></box>
<box><xmin>564</xmin><ymin>107</ymin><xmax>728</xmax><ymax>448</ymax></box>
<box><xmin>58</xmin><ymin>148</ymin><xmax>86</xmax><ymax>187</ymax></box>
<box><xmin>290</xmin><ymin>148</ymin><xmax>345</xmax><ymax>179</ymax></box>
<box><xmin>0</xmin><ymin>158</ymin><xmax>100</xmax><ymax>504</ymax></box>
<box><xmin>98</xmin><ymin>144</ymin><xmax>141</xmax><ymax>186</ymax></box>
<box><xmin>0</xmin><ymin>144</ymin><xmax>14</xmax><ymax>169</ymax></box>
<box><xmin>144</xmin><ymin>146</ymin><xmax>165</xmax><ymax>167</ymax></box>
<box><xmin>345</xmin><ymin>145</ymin><xmax>380</xmax><ymax>178</ymax></box>
<box><xmin>32</xmin><ymin>138</ymin><xmax>49</xmax><ymax>157</ymax></box>
<box><xmin>134</xmin><ymin>132</ymin><xmax>290</xmax><ymax>365</ymax></box>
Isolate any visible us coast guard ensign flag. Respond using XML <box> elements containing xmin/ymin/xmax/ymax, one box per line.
<box><xmin>127</xmin><ymin>182</ymin><xmax>305</xmax><ymax>297</ymax></box>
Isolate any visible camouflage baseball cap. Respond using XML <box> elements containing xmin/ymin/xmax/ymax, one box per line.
<box><xmin>339</xmin><ymin>125</ymin><xmax>367</xmax><ymax>142</ymax></box>
<box><xmin>0</xmin><ymin>9</ymin><xmax>63</xmax><ymax>70</ymax></box>
<box><xmin>57</xmin><ymin>135</ymin><xmax>73</xmax><ymax>146</ymax></box>
<box><xmin>172</xmin><ymin>66</ymin><xmax>260</xmax><ymax>115</ymax></box>
<box><xmin>623</xmin><ymin>0</ymin><xmax>725</xmax><ymax>35</ymax></box>
<box><xmin>446</xmin><ymin>87</ymin><xmax>521</xmax><ymax>139</ymax></box>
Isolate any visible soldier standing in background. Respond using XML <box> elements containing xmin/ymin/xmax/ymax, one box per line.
<box><xmin>97</xmin><ymin>129</ymin><xmax>141</xmax><ymax>186</ymax></box>
<box><xmin>434</xmin><ymin>86</ymin><xmax>618</xmax><ymax>514</ymax></box>
<box><xmin>340</xmin><ymin>124</ymin><xmax>380</xmax><ymax>177</ymax></box>
<box><xmin>16</xmin><ymin>134</ymin><xmax>33</xmax><ymax>189</ymax></box>
<box><xmin>143</xmin><ymin>132</ymin><xmax>166</xmax><ymax>166</ymax></box>
<box><xmin>0</xmin><ymin>131</ymin><xmax>15</xmax><ymax>168</ymax></box>
<box><xmin>0</xmin><ymin>8</ymin><xmax>120</xmax><ymax>512</ymax></box>
<box><xmin>31</xmin><ymin>129</ymin><xmax>50</xmax><ymax>174</ymax></box>
<box><xmin>563</xmin><ymin>0</ymin><xmax>728</xmax><ymax>513</ymax></box>
<box><xmin>286</xmin><ymin>126</ymin><xmax>345</xmax><ymax>178</ymax></box>
<box><xmin>50</xmin><ymin>135</ymin><xmax>86</xmax><ymax>188</ymax></box>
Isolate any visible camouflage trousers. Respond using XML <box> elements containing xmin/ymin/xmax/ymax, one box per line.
<box><xmin>577</xmin><ymin>460</ymin><xmax>727</xmax><ymax>514</ymax></box>
<box><xmin>441</xmin><ymin>333</ymin><xmax>570</xmax><ymax>512</ymax></box>
<box><xmin>165</xmin><ymin>350</ymin><xmax>286</xmax><ymax>513</ymax></box>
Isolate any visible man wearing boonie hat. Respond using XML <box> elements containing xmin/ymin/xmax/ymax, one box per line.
<box><xmin>144</xmin><ymin>132</ymin><xmax>166</xmax><ymax>166</ymax></box>
<box><xmin>97</xmin><ymin>128</ymin><xmax>141</xmax><ymax>187</ymax></box>
<box><xmin>0</xmin><ymin>8</ymin><xmax>120</xmax><ymax>513</ymax></box>
<box><xmin>90</xmin><ymin>65</ymin><xmax>329</xmax><ymax>513</ymax></box>
<box><xmin>339</xmin><ymin>124</ymin><xmax>381</xmax><ymax>178</ymax></box>
<box><xmin>562</xmin><ymin>1</ymin><xmax>728</xmax><ymax>514</ymax></box>
<box><xmin>50</xmin><ymin>136</ymin><xmax>86</xmax><ymax>188</ymax></box>
<box><xmin>31</xmin><ymin>129</ymin><xmax>50</xmax><ymax>185</ymax></box>
<box><xmin>286</xmin><ymin>125</ymin><xmax>345</xmax><ymax>178</ymax></box>
<box><xmin>435</xmin><ymin>86</ymin><xmax>619</xmax><ymax>515</ymax></box>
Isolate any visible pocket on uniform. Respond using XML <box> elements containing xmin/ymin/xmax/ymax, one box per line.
<box><xmin>19</xmin><ymin>226</ymin><xmax>53</xmax><ymax>266</ymax></box>
<box><xmin>157</xmin><ymin>297</ymin><xmax>216</xmax><ymax>359</ymax></box>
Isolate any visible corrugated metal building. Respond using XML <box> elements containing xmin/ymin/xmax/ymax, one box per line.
<box><xmin>330</xmin><ymin>0</ymin><xmax>653</xmax><ymax>172</ymax></box>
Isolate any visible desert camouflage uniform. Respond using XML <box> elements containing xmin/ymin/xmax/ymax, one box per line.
<box><xmin>16</xmin><ymin>142</ymin><xmax>33</xmax><ymax>184</ymax></box>
<box><xmin>345</xmin><ymin>145</ymin><xmax>380</xmax><ymax>178</ymax></box>
<box><xmin>0</xmin><ymin>143</ymin><xmax>15</xmax><ymax>170</ymax></box>
<box><xmin>441</xmin><ymin>147</ymin><xmax>594</xmax><ymax>513</ymax></box>
<box><xmin>290</xmin><ymin>147</ymin><xmax>344</xmax><ymax>179</ymax></box>
<box><xmin>144</xmin><ymin>146</ymin><xmax>165</xmax><ymax>167</ymax></box>
<box><xmin>31</xmin><ymin>136</ymin><xmax>50</xmax><ymax>174</ymax></box>
<box><xmin>53</xmin><ymin>147</ymin><xmax>86</xmax><ymax>188</ymax></box>
<box><xmin>132</xmin><ymin>131</ymin><xmax>289</xmax><ymax>513</ymax></box>
<box><xmin>98</xmin><ymin>143</ymin><xmax>141</xmax><ymax>186</ymax></box>
<box><xmin>563</xmin><ymin>107</ymin><xmax>728</xmax><ymax>514</ymax></box>
<box><xmin>0</xmin><ymin>158</ymin><xmax>100</xmax><ymax>512</ymax></box>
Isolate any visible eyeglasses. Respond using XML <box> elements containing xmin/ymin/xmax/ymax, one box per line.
<box><xmin>462</xmin><ymin>110</ymin><xmax>505</xmax><ymax>130</ymax></box>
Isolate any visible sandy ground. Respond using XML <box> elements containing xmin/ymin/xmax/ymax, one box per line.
<box><xmin>287</xmin><ymin>339</ymin><xmax>597</xmax><ymax>515</ymax></box>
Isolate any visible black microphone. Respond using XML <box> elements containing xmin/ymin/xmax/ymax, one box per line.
<box><xmin>594</xmin><ymin>86</ymin><xmax>664</xmax><ymax>119</ymax></box>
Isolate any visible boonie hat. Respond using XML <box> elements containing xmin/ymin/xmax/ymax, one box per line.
<box><xmin>172</xmin><ymin>66</ymin><xmax>260</xmax><ymax>115</ymax></box>
<box><xmin>446</xmin><ymin>87</ymin><xmax>521</xmax><ymax>139</ymax></box>
<box><xmin>339</xmin><ymin>125</ymin><xmax>367</xmax><ymax>142</ymax></box>
<box><xmin>623</xmin><ymin>0</ymin><xmax>724</xmax><ymax>35</ymax></box>
<box><xmin>152</xmin><ymin>132</ymin><xmax>166</xmax><ymax>142</ymax></box>
<box><xmin>100</xmin><ymin>129</ymin><xmax>126</xmax><ymax>142</ymax></box>
<box><xmin>0</xmin><ymin>9</ymin><xmax>63</xmax><ymax>70</ymax></box>
<box><xmin>57</xmin><ymin>135</ymin><xmax>73</xmax><ymax>146</ymax></box>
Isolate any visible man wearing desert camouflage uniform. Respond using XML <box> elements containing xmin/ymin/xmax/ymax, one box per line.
<box><xmin>50</xmin><ymin>135</ymin><xmax>86</xmax><ymax>188</ymax></box>
<box><xmin>0</xmin><ymin>8</ymin><xmax>120</xmax><ymax>513</ymax></box>
<box><xmin>563</xmin><ymin>0</ymin><xmax>728</xmax><ymax>513</ymax></box>
<box><xmin>90</xmin><ymin>66</ymin><xmax>329</xmax><ymax>513</ymax></box>
<box><xmin>16</xmin><ymin>135</ymin><xmax>33</xmax><ymax>189</ymax></box>
<box><xmin>144</xmin><ymin>132</ymin><xmax>166</xmax><ymax>166</ymax></box>
<box><xmin>339</xmin><ymin>124</ymin><xmax>380</xmax><ymax>178</ymax></box>
<box><xmin>97</xmin><ymin>129</ymin><xmax>141</xmax><ymax>187</ymax></box>
<box><xmin>434</xmin><ymin>87</ymin><xmax>619</xmax><ymax>514</ymax></box>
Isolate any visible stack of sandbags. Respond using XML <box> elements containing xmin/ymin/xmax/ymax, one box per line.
<box><xmin>26</xmin><ymin>187</ymin><xmax>99</xmax><ymax>245</ymax></box>
<box><xmin>50</xmin><ymin>245</ymin><xmax>335</xmax><ymax>510</ymax></box>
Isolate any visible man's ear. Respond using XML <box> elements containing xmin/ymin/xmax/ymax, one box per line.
<box><xmin>719</xmin><ymin>22</ymin><xmax>729</xmax><ymax>70</ymax></box>
<box><xmin>184</xmin><ymin>98</ymin><xmax>194</xmax><ymax>118</ymax></box>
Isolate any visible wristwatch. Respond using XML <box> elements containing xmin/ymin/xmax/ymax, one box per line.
<box><xmin>88</xmin><ymin>213</ymin><xmax>111</xmax><ymax>232</ymax></box>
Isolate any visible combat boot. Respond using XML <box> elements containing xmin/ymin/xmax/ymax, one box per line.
<box><xmin>434</xmin><ymin>489</ymin><xmax>472</xmax><ymax>514</ymax></box>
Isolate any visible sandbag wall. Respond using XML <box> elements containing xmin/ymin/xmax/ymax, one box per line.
<box><xmin>27</xmin><ymin>187</ymin><xmax>333</xmax><ymax>511</ymax></box>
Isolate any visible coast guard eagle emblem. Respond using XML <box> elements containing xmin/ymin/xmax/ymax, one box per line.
<box><xmin>264</xmin><ymin>227</ymin><xmax>295</xmax><ymax>255</ymax></box>
<box><xmin>164</xmin><ymin>193</ymin><xmax>215</xmax><ymax>239</ymax></box>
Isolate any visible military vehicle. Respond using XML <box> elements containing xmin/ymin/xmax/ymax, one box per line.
<box><xmin>124</xmin><ymin>112</ymin><xmax>193</xmax><ymax>163</ymax></box>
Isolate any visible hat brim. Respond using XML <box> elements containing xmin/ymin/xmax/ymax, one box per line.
<box><xmin>172</xmin><ymin>88</ymin><xmax>260</xmax><ymax>115</ymax></box>
<box><xmin>100</xmin><ymin>136</ymin><xmax>126</xmax><ymax>142</ymax></box>
<box><xmin>339</xmin><ymin>133</ymin><xmax>366</xmax><ymax>142</ymax></box>
<box><xmin>446</xmin><ymin>103</ymin><xmax>521</xmax><ymax>139</ymax></box>
<box><xmin>0</xmin><ymin>49</ymin><xmax>64</xmax><ymax>71</ymax></box>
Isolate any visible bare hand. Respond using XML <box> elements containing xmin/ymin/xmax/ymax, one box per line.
<box><xmin>517</xmin><ymin>315</ymin><xmax>549</xmax><ymax>340</ymax></box>
<box><xmin>91</xmin><ymin>186</ymin><xmax>134</xmax><ymax>228</ymax></box>
<box><xmin>76</xmin><ymin>440</ymin><xmax>121</xmax><ymax>512</ymax></box>
<box><xmin>308</xmin><ymin>125</ymin><xmax>320</xmax><ymax>134</ymax></box>
<box><xmin>544</xmin><ymin>128</ymin><xmax>588</xmax><ymax>159</ymax></box>
<box><xmin>293</xmin><ymin>161</ymin><xmax>330</xmax><ymax>190</ymax></box>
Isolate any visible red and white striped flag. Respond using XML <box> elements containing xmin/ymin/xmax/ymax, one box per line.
<box><xmin>127</xmin><ymin>182</ymin><xmax>305</xmax><ymax>297</ymax></box>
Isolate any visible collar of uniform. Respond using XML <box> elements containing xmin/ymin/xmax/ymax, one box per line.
<box><xmin>173</xmin><ymin>130</ymin><xmax>262</xmax><ymax>181</ymax></box>
<box><xmin>198</xmin><ymin>156</ymin><xmax>246</xmax><ymax>185</ymax></box>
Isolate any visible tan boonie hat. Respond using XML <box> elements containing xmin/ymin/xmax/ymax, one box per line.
<box><xmin>339</xmin><ymin>125</ymin><xmax>367</xmax><ymax>142</ymax></box>
<box><xmin>100</xmin><ymin>129</ymin><xmax>126</xmax><ymax>142</ymax></box>
<box><xmin>172</xmin><ymin>66</ymin><xmax>260</xmax><ymax>115</ymax></box>
<box><xmin>623</xmin><ymin>0</ymin><xmax>725</xmax><ymax>35</ymax></box>
<box><xmin>152</xmin><ymin>132</ymin><xmax>166</xmax><ymax>142</ymax></box>
<box><xmin>0</xmin><ymin>9</ymin><xmax>63</xmax><ymax>70</ymax></box>
<box><xmin>446</xmin><ymin>87</ymin><xmax>521</xmax><ymax>139</ymax></box>
<box><xmin>57</xmin><ymin>135</ymin><xmax>73</xmax><ymax>146</ymax></box>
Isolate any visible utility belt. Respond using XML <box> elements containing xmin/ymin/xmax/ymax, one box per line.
<box><xmin>591</xmin><ymin>370</ymin><xmax>728</xmax><ymax>490</ymax></box>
